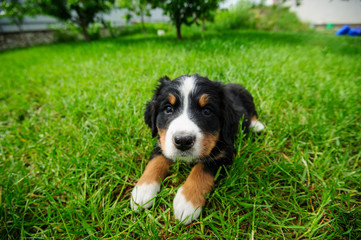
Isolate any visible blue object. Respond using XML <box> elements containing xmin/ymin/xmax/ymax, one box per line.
<box><xmin>348</xmin><ymin>27</ymin><xmax>361</xmax><ymax>36</ymax></box>
<box><xmin>335</xmin><ymin>25</ymin><xmax>350</xmax><ymax>35</ymax></box>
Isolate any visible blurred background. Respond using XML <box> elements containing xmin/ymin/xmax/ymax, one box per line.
<box><xmin>1</xmin><ymin>0</ymin><xmax>361</xmax><ymax>50</ymax></box>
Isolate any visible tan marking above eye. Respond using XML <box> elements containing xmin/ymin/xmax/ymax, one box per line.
<box><xmin>199</xmin><ymin>94</ymin><xmax>209</xmax><ymax>107</ymax></box>
<box><xmin>168</xmin><ymin>93</ymin><xmax>176</xmax><ymax>105</ymax></box>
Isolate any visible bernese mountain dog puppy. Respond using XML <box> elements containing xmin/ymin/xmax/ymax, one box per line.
<box><xmin>130</xmin><ymin>74</ymin><xmax>264</xmax><ymax>224</ymax></box>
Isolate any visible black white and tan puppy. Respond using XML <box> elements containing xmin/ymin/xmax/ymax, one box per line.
<box><xmin>130</xmin><ymin>74</ymin><xmax>264</xmax><ymax>224</ymax></box>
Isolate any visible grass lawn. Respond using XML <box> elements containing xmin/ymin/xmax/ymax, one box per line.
<box><xmin>0</xmin><ymin>29</ymin><xmax>360</xmax><ymax>239</ymax></box>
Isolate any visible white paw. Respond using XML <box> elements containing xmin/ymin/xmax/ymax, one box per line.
<box><xmin>130</xmin><ymin>182</ymin><xmax>160</xmax><ymax>212</ymax></box>
<box><xmin>173</xmin><ymin>187</ymin><xmax>202</xmax><ymax>225</ymax></box>
<box><xmin>250</xmin><ymin>120</ymin><xmax>265</xmax><ymax>132</ymax></box>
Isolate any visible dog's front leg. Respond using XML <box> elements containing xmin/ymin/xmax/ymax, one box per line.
<box><xmin>130</xmin><ymin>154</ymin><xmax>172</xmax><ymax>211</ymax></box>
<box><xmin>173</xmin><ymin>163</ymin><xmax>215</xmax><ymax>225</ymax></box>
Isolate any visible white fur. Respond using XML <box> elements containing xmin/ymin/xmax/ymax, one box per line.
<box><xmin>130</xmin><ymin>182</ymin><xmax>160</xmax><ymax>211</ymax></box>
<box><xmin>163</xmin><ymin>76</ymin><xmax>203</xmax><ymax>161</ymax></box>
<box><xmin>250</xmin><ymin>120</ymin><xmax>265</xmax><ymax>132</ymax></box>
<box><xmin>173</xmin><ymin>187</ymin><xmax>202</xmax><ymax>225</ymax></box>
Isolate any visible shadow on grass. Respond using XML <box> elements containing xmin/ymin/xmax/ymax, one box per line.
<box><xmin>104</xmin><ymin>30</ymin><xmax>361</xmax><ymax>57</ymax></box>
<box><xmin>1</xmin><ymin>30</ymin><xmax>360</xmax><ymax>58</ymax></box>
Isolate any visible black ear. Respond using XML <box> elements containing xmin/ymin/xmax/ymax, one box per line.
<box><xmin>144</xmin><ymin>99</ymin><xmax>157</xmax><ymax>137</ymax></box>
<box><xmin>220</xmin><ymin>95</ymin><xmax>239</xmax><ymax>146</ymax></box>
<box><xmin>144</xmin><ymin>76</ymin><xmax>171</xmax><ymax>138</ymax></box>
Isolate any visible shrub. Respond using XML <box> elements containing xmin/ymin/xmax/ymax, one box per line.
<box><xmin>51</xmin><ymin>23</ymin><xmax>79</xmax><ymax>42</ymax></box>
<box><xmin>212</xmin><ymin>2</ymin><xmax>307</xmax><ymax>32</ymax></box>
<box><xmin>249</xmin><ymin>6</ymin><xmax>307</xmax><ymax>32</ymax></box>
<box><xmin>51</xmin><ymin>22</ymin><xmax>102</xmax><ymax>42</ymax></box>
<box><xmin>88</xmin><ymin>22</ymin><xmax>102</xmax><ymax>40</ymax></box>
<box><xmin>212</xmin><ymin>1</ymin><xmax>253</xmax><ymax>30</ymax></box>
<box><xmin>103</xmin><ymin>22</ymin><xmax>172</xmax><ymax>38</ymax></box>
<box><xmin>142</xmin><ymin>22</ymin><xmax>172</xmax><ymax>34</ymax></box>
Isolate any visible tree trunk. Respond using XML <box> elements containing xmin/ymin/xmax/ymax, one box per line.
<box><xmin>80</xmin><ymin>20</ymin><xmax>90</xmax><ymax>42</ymax></box>
<box><xmin>141</xmin><ymin>12</ymin><xmax>146</xmax><ymax>35</ymax></box>
<box><xmin>202</xmin><ymin>16</ymin><xmax>205</xmax><ymax>32</ymax></box>
<box><xmin>75</xmin><ymin>8</ymin><xmax>91</xmax><ymax>42</ymax></box>
<box><xmin>176</xmin><ymin>23</ymin><xmax>182</xmax><ymax>40</ymax></box>
<box><xmin>274</xmin><ymin>1</ymin><xmax>280</xmax><ymax>31</ymax></box>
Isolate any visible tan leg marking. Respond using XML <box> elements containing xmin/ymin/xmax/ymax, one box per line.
<box><xmin>137</xmin><ymin>155</ymin><xmax>172</xmax><ymax>185</ymax></box>
<box><xmin>168</xmin><ymin>93</ymin><xmax>176</xmax><ymax>105</ymax></box>
<box><xmin>200</xmin><ymin>132</ymin><xmax>219</xmax><ymax>157</ymax></box>
<box><xmin>251</xmin><ymin>115</ymin><xmax>258</xmax><ymax>121</ymax></box>
<box><xmin>182</xmin><ymin>163</ymin><xmax>214</xmax><ymax>207</ymax></box>
<box><xmin>199</xmin><ymin>94</ymin><xmax>209</xmax><ymax>107</ymax></box>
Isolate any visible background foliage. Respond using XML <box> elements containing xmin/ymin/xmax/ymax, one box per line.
<box><xmin>2</xmin><ymin>0</ymin><xmax>309</xmax><ymax>42</ymax></box>
<box><xmin>212</xmin><ymin>1</ymin><xmax>306</xmax><ymax>32</ymax></box>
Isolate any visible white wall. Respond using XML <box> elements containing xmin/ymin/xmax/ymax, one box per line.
<box><xmin>287</xmin><ymin>0</ymin><xmax>361</xmax><ymax>25</ymax></box>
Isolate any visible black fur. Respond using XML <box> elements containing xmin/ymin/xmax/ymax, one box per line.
<box><xmin>144</xmin><ymin>76</ymin><xmax>171</xmax><ymax>137</ymax></box>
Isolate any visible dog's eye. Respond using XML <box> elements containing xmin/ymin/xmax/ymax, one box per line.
<box><xmin>165</xmin><ymin>106</ymin><xmax>174</xmax><ymax>114</ymax></box>
<box><xmin>202</xmin><ymin>108</ymin><xmax>212</xmax><ymax>116</ymax></box>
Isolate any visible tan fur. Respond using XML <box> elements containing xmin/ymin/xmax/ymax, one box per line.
<box><xmin>168</xmin><ymin>93</ymin><xmax>176</xmax><ymax>105</ymax></box>
<box><xmin>251</xmin><ymin>115</ymin><xmax>258</xmax><ymax>121</ymax></box>
<box><xmin>137</xmin><ymin>155</ymin><xmax>172</xmax><ymax>185</ymax></box>
<box><xmin>181</xmin><ymin>163</ymin><xmax>214</xmax><ymax>207</ymax></box>
<box><xmin>158</xmin><ymin>128</ymin><xmax>166</xmax><ymax>153</ymax></box>
<box><xmin>200</xmin><ymin>133</ymin><xmax>219</xmax><ymax>157</ymax></box>
<box><xmin>199</xmin><ymin>94</ymin><xmax>209</xmax><ymax>107</ymax></box>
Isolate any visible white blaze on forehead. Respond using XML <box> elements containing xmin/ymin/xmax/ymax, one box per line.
<box><xmin>163</xmin><ymin>76</ymin><xmax>203</xmax><ymax>161</ymax></box>
<box><xmin>181</xmin><ymin>76</ymin><xmax>195</xmax><ymax>109</ymax></box>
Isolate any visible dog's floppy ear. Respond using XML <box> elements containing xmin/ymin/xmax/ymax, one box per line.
<box><xmin>220</xmin><ymin>95</ymin><xmax>239</xmax><ymax>146</ymax></box>
<box><xmin>144</xmin><ymin>76</ymin><xmax>171</xmax><ymax>138</ymax></box>
<box><xmin>144</xmin><ymin>99</ymin><xmax>158</xmax><ymax>137</ymax></box>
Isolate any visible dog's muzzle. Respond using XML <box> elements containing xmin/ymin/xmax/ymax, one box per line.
<box><xmin>173</xmin><ymin>134</ymin><xmax>195</xmax><ymax>151</ymax></box>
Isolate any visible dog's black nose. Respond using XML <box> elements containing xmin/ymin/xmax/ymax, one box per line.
<box><xmin>173</xmin><ymin>135</ymin><xmax>195</xmax><ymax>151</ymax></box>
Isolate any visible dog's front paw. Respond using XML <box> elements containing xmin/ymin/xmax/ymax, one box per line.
<box><xmin>173</xmin><ymin>187</ymin><xmax>202</xmax><ymax>225</ymax></box>
<box><xmin>130</xmin><ymin>182</ymin><xmax>160</xmax><ymax>212</ymax></box>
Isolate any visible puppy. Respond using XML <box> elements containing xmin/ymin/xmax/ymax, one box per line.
<box><xmin>130</xmin><ymin>74</ymin><xmax>264</xmax><ymax>224</ymax></box>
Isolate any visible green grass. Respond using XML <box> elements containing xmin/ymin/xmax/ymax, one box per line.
<box><xmin>1</xmin><ymin>29</ymin><xmax>361</xmax><ymax>239</ymax></box>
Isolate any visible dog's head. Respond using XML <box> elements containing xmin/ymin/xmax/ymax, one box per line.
<box><xmin>145</xmin><ymin>74</ymin><xmax>238</xmax><ymax>162</ymax></box>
